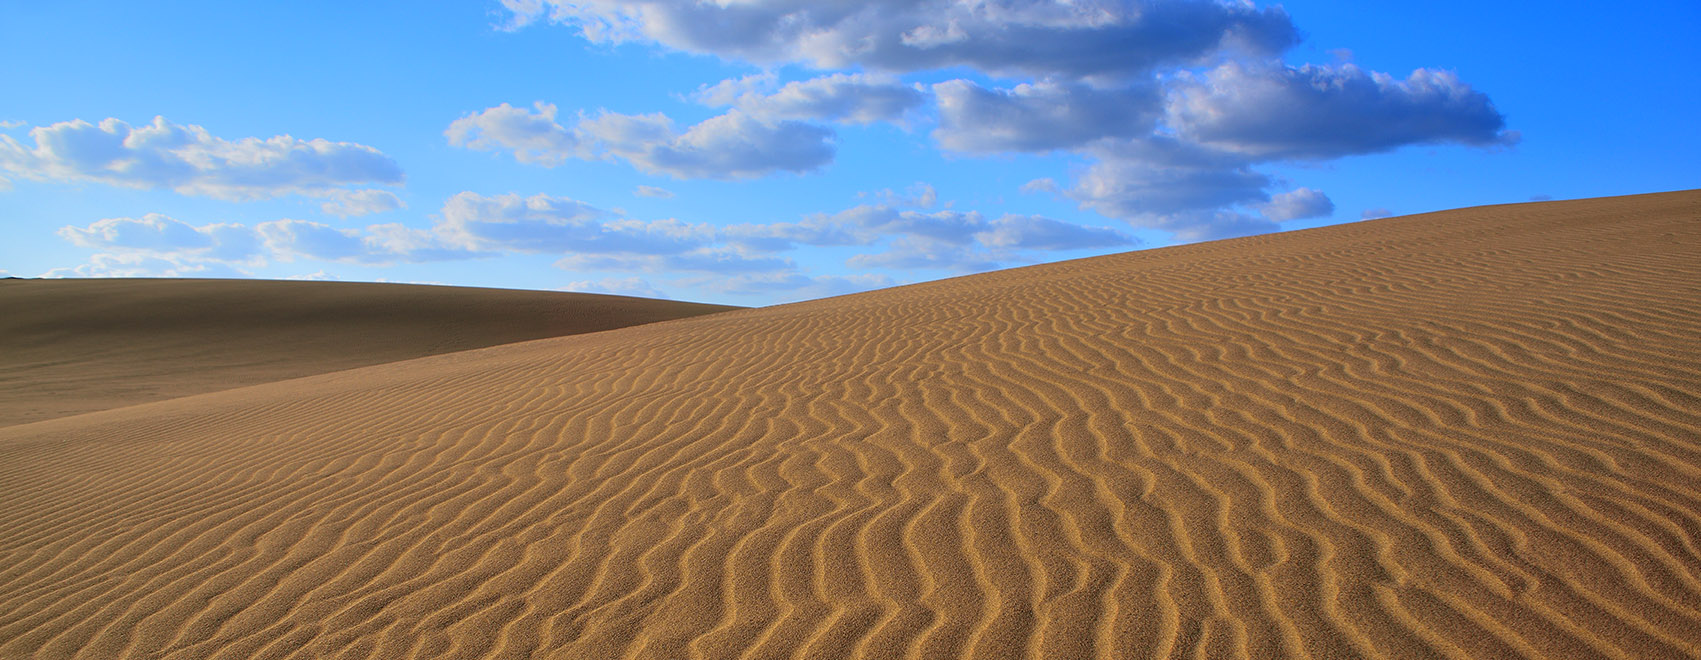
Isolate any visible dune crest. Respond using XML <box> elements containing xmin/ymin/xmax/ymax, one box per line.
<box><xmin>0</xmin><ymin>279</ymin><xmax>737</xmax><ymax>426</ymax></box>
<box><xmin>3</xmin><ymin>191</ymin><xmax>1700</xmax><ymax>658</ymax></box>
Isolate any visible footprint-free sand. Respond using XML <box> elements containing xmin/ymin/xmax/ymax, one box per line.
<box><xmin>3</xmin><ymin>190</ymin><xmax>1699</xmax><ymax>658</ymax></box>
<box><xmin>0</xmin><ymin>279</ymin><xmax>736</xmax><ymax>425</ymax></box>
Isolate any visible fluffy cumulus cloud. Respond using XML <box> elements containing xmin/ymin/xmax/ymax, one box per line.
<box><xmin>696</xmin><ymin>73</ymin><xmax>927</xmax><ymax>124</ymax></box>
<box><xmin>321</xmin><ymin>189</ymin><xmax>405</xmax><ymax>218</ymax></box>
<box><xmin>497</xmin><ymin>1</ymin><xmax>1514</xmax><ymax>244</ymax></box>
<box><xmin>1167</xmin><ymin>62</ymin><xmax>1516</xmax><ymax>159</ymax></box>
<box><xmin>932</xmin><ymin>79</ymin><xmax>1160</xmax><ymax>153</ymax></box>
<box><xmin>445</xmin><ymin>102</ymin><xmax>581</xmax><ymax>166</ymax></box>
<box><xmin>448</xmin><ymin>102</ymin><xmax>834</xmax><ymax>179</ymax></box>
<box><xmin>58</xmin><ymin>214</ymin><xmax>263</xmax><ymax>263</ymax></box>
<box><xmin>501</xmin><ymin>0</ymin><xmax>1296</xmax><ymax>80</ymax></box>
<box><xmin>0</xmin><ymin>116</ymin><xmax>402</xmax><ymax>200</ymax></box>
<box><xmin>1258</xmin><ymin>187</ymin><xmax>1334</xmax><ymax>222</ymax></box>
<box><xmin>1067</xmin><ymin>137</ymin><xmax>1274</xmax><ymax>235</ymax></box>
<box><xmin>579</xmin><ymin>110</ymin><xmax>834</xmax><ymax>179</ymax></box>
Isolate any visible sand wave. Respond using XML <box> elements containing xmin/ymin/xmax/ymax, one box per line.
<box><xmin>3</xmin><ymin>191</ymin><xmax>1699</xmax><ymax>658</ymax></box>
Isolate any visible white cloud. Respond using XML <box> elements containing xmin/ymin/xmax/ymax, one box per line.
<box><xmin>0</xmin><ymin>116</ymin><xmax>402</xmax><ymax>201</ymax></box>
<box><xmin>500</xmin><ymin>0</ymin><xmax>1296</xmax><ymax>80</ymax></box>
<box><xmin>932</xmin><ymin>79</ymin><xmax>1159</xmax><ymax>153</ymax></box>
<box><xmin>445</xmin><ymin>102</ymin><xmax>581</xmax><ymax>166</ymax></box>
<box><xmin>1020</xmin><ymin>178</ymin><xmax>1060</xmax><ymax>195</ymax></box>
<box><xmin>1067</xmin><ymin>137</ymin><xmax>1275</xmax><ymax>236</ymax></box>
<box><xmin>579</xmin><ymin>109</ymin><xmax>834</xmax><ymax>179</ymax></box>
<box><xmin>1362</xmin><ymin>208</ymin><xmax>1394</xmax><ymax>220</ymax></box>
<box><xmin>322</xmin><ymin>189</ymin><xmax>405</xmax><ymax>218</ymax></box>
<box><xmin>634</xmin><ymin>185</ymin><xmax>675</xmax><ymax>198</ymax></box>
<box><xmin>57</xmin><ymin>213</ymin><xmax>263</xmax><ymax>263</ymax></box>
<box><xmin>491</xmin><ymin>2</ymin><xmax>1517</xmax><ymax>246</ymax></box>
<box><xmin>975</xmin><ymin>214</ymin><xmax>1132</xmax><ymax>250</ymax></box>
<box><xmin>438</xmin><ymin>191</ymin><xmax>711</xmax><ymax>254</ymax></box>
<box><xmin>1259</xmin><ymin>187</ymin><xmax>1334</xmax><ymax>222</ymax></box>
<box><xmin>448</xmin><ymin>103</ymin><xmax>835</xmax><ymax>179</ymax></box>
<box><xmin>285</xmin><ymin>270</ymin><xmax>340</xmax><ymax>281</ymax></box>
<box><xmin>41</xmin><ymin>253</ymin><xmax>251</xmax><ymax>279</ymax></box>
<box><xmin>696</xmin><ymin>73</ymin><xmax>926</xmax><ymax>124</ymax></box>
<box><xmin>1167</xmin><ymin>62</ymin><xmax>1515</xmax><ymax>159</ymax></box>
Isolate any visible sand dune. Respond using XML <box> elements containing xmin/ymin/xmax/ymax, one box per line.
<box><xmin>3</xmin><ymin>190</ymin><xmax>1700</xmax><ymax>659</ymax></box>
<box><xmin>0</xmin><ymin>279</ymin><xmax>737</xmax><ymax>426</ymax></box>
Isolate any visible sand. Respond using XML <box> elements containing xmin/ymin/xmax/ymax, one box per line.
<box><xmin>0</xmin><ymin>279</ymin><xmax>737</xmax><ymax>425</ymax></box>
<box><xmin>2</xmin><ymin>190</ymin><xmax>1699</xmax><ymax>659</ymax></box>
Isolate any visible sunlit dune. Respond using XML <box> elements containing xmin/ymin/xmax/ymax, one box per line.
<box><xmin>0</xmin><ymin>279</ymin><xmax>739</xmax><ymax>426</ymax></box>
<box><xmin>3</xmin><ymin>190</ymin><xmax>1699</xmax><ymax>658</ymax></box>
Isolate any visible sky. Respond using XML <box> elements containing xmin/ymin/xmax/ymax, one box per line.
<box><xmin>3</xmin><ymin>1</ymin><xmax>1697</xmax><ymax>306</ymax></box>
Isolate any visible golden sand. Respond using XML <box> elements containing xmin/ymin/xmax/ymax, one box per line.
<box><xmin>2</xmin><ymin>191</ymin><xmax>1698</xmax><ymax>658</ymax></box>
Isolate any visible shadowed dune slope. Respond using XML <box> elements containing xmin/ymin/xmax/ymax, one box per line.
<box><xmin>3</xmin><ymin>190</ymin><xmax>1701</xmax><ymax>659</ymax></box>
<box><xmin>0</xmin><ymin>279</ymin><xmax>738</xmax><ymax>426</ymax></box>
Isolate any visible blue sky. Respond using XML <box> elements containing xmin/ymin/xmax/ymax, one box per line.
<box><xmin>3</xmin><ymin>1</ymin><xmax>1696</xmax><ymax>306</ymax></box>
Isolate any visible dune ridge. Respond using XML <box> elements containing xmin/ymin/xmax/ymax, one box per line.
<box><xmin>0</xmin><ymin>279</ymin><xmax>738</xmax><ymax>426</ymax></box>
<box><xmin>2</xmin><ymin>190</ymin><xmax>1699</xmax><ymax>658</ymax></box>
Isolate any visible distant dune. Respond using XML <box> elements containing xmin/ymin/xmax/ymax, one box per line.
<box><xmin>3</xmin><ymin>190</ymin><xmax>1699</xmax><ymax>659</ymax></box>
<box><xmin>0</xmin><ymin>279</ymin><xmax>738</xmax><ymax>425</ymax></box>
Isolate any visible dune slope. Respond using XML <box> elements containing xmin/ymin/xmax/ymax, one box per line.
<box><xmin>3</xmin><ymin>190</ymin><xmax>1700</xmax><ymax>659</ymax></box>
<box><xmin>0</xmin><ymin>279</ymin><xmax>737</xmax><ymax>425</ymax></box>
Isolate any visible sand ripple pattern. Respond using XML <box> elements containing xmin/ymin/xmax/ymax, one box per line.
<box><xmin>3</xmin><ymin>191</ymin><xmax>1701</xmax><ymax>658</ymax></box>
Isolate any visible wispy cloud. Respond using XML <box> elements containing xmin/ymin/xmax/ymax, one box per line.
<box><xmin>1</xmin><ymin>116</ymin><xmax>402</xmax><ymax>201</ymax></box>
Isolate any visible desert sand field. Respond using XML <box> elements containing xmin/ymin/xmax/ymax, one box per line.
<box><xmin>2</xmin><ymin>190</ymin><xmax>1699</xmax><ymax>659</ymax></box>
<box><xmin>0</xmin><ymin>279</ymin><xmax>736</xmax><ymax>425</ymax></box>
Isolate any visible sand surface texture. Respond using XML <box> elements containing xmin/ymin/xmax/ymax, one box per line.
<box><xmin>3</xmin><ymin>191</ymin><xmax>1699</xmax><ymax>659</ymax></box>
<box><xmin>0</xmin><ymin>279</ymin><xmax>737</xmax><ymax>425</ymax></box>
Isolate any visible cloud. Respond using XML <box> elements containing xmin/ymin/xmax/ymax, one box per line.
<box><xmin>56</xmin><ymin>213</ymin><xmax>470</xmax><ymax>268</ymax></box>
<box><xmin>1259</xmin><ymin>187</ymin><xmax>1334</xmax><ymax>222</ymax></box>
<box><xmin>448</xmin><ymin>103</ymin><xmax>835</xmax><ymax>179</ymax></box>
<box><xmin>0</xmin><ymin>116</ymin><xmax>402</xmax><ymax>200</ymax></box>
<box><xmin>445</xmin><ymin>102</ymin><xmax>581</xmax><ymax>166</ymax></box>
<box><xmin>932</xmin><ymin>79</ymin><xmax>1160</xmax><ymax>153</ymax></box>
<box><xmin>1361</xmin><ymin>208</ymin><xmax>1394</xmax><ymax>220</ymax></box>
<box><xmin>579</xmin><ymin>110</ymin><xmax>834</xmax><ymax>179</ymax></box>
<box><xmin>257</xmin><ymin>220</ymin><xmax>373</xmax><ymax>262</ymax></box>
<box><xmin>730</xmin><ymin>200</ymin><xmax>1132</xmax><ymax>272</ymax></box>
<box><xmin>41</xmin><ymin>253</ymin><xmax>251</xmax><ymax>279</ymax></box>
<box><xmin>634</xmin><ymin>185</ymin><xmax>674</xmax><ymax>198</ymax></box>
<box><xmin>1067</xmin><ymin>137</ymin><xmax>1277</xmax><ymax>238</ymax></box>
<box><xmin>1020</xmin><ymin>178</ymin><xmax>1061</xmax><ymax>195</ymax></box>
<box><xmin>696</xmin><ymin>73</ymin><xmax>926</xmax><ymax>124</ymax></box>
<box><xmin>556</xmin><ymin>245</ymin><xmax>793</xmax><ymax>275</ymax></box>
<box><xmin>975</xmin><ymin>214</ymin><xmax>1133</xmax><ymax>250</ymax></box>
<box><xmin>846</xmin><ymin>237</ymin><xmax>1004</xmax><ymax>272</ymax></box>
<box><xmin>501</xmin><ymin>0</ymin><xmax>1296</xmax><ymax>80</ymax></box>
<box><xmin>285</xmin><ymin>270</ymin><xmax>340</xmax><ymax>281</ymax></box>
<box><xmin>58</xmin><ymin>213</ymin><xmax>263</xmax><ymax>263</ymax></box>
<box><xmin>1168</xmin><ymin>62</ymin><xmax>1515</xmax><ymax>159</ymax></box>
<box><xmin>562</xmin><ymin>276</ymin><xmax>670</xmax><ymax>299</ymax></box>
<box><xmin>322</xmin><ymin>189</ymin><xmax>405</xmax><ymax>218</ymax></box>
<box><xmin>438</xmin><ymin>191</ymin><xmax>711</xmax><ymax>254</ymax></box>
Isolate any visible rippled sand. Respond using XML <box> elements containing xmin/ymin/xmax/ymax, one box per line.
<box><xmin>3</xmin><ymin>190</ymin><xmax>1698</xmax><ymax>658</ymax></box>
